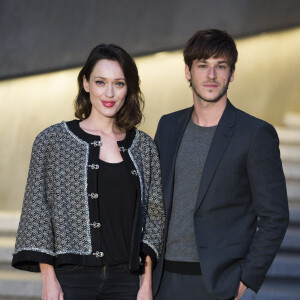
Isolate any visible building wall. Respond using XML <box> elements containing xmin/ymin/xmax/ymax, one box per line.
<box><xmin>1</xmin><ymin>0</ymin><xmax>300</xmax><ymax>79</ymax></box>
<box><xmin>1</xmin><ymin>27</ymin><xmax>300</xmax><ymax>210</ymax></box>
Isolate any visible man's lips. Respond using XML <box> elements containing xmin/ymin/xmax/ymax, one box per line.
<box><xmin>101</xmin><ymin>101</ymin><xmax>116</xmax><ymax>107</ymax></box>
<box><xmin>203</xmin><ymin>83</ymin><xmax>218</xmax><ymax>88</ymax></box>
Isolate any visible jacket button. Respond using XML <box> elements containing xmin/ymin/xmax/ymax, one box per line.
<box><xmin>90</xmin><ymin>222</ymin><xmax>101</xmax><ymax>228</ymax></box>
<box><xmin>93</xmin><ymin>251</ymin><xmax>104</xmax><ymax>258</ymax></box>
<box><xmin>88</xmin><ymin>193</ymin><xmax>99</xmax><ymax>199</ymax></box>
<box><xmin>88</xmin><ymin>164</ymin><xmax>99</xmax><ymax>170</ymax></box>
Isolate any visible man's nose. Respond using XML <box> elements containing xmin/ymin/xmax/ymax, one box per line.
<box><xmin>207</xmin><ymin>67</ymin><xmax>217</xmax><ymax>79</ymax></box>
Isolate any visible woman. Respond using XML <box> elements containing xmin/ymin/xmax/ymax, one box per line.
<box><xmin>12</xmin><ymin>44</ymin><xmax>165</xmax><ymax>300</ymax></box>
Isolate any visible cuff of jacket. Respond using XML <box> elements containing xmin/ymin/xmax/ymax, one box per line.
<box><xmin>240</xmin><ymin>272</ymin><xmax>262</xmax><ymax>293</ymax></box>
<box><xmin>12</xmin><ymin>250</ymin><xmax>55</xmax><ymax>272</ymax></box>
<box><xmin>140</xmin><ymin>243</ymin><xmax>157</xmax><ymax>269</ymax></box>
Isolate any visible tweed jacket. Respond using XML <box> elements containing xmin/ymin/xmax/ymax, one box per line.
<box><xmin>12</xmin><ymin>120</ymin><xmax>165</xmax><ymax>272</ymax></box>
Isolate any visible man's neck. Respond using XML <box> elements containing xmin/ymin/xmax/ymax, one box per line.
<box><xmin>192</xmin><ymin>98</ymin><xmax>227</xmax><ymax>127</ymax></box>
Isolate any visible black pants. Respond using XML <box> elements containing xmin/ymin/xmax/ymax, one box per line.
<box><xmin>55</xmin><ymin>264</ymin><xmax>140</xmax><ymax>300</ymax></box>
<box><xmin>154</xmin><ymin>270</ymin><xmax>232</xmax><ymax>300</ymax></box>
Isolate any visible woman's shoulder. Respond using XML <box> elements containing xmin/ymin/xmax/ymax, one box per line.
<box><xmin>132</xmin><ymin>129</ymin><xmax>159</xmax><ymax>156</ymax></box>
<box><xmin>135</xmin><ymin>129</ymin><xmax>155</xmax><ymax>145</ymax></box>
<box><xmin>34</xmin><ymin>121</ymin><xmax>69</xmax><ymax>143</ymax></box>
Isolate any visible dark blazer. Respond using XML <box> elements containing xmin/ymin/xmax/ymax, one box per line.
<box><xmin>153</xmin><ymin>100</ymin><xmax>289</xmax><ymax>299</ymax></box>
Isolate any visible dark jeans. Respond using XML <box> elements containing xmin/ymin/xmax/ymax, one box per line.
<box><xmin>155</xmin><ymin>270</ymin><xmax>234</xmax><ymax>300</ymax></box>
<box><xmin>55</xmin><ymin>264</ymin><xmax>140</xmax><ymax>300</ymax></box>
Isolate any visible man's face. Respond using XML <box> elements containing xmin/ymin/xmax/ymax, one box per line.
<box><xmin>185</xmin><ymin>57</ymin><xmax>234</xmax><ymax>104</ymax></box>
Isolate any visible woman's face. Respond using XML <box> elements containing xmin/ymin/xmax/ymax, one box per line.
<box><xmin>83</xmin><ymin>59</ymin><xmax>127</xmax><ymax>120</ymax></box>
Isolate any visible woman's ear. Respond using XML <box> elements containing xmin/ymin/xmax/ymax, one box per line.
<box><xmin>83</xmin><ymin>75</ymin><xmax>89</xmax><ymax>92</ymax></box>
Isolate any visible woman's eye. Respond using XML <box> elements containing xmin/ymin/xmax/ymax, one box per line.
<box><xmin>96</xmin><ymin>80</ymin><xmax>104</xmax><ymax>85</ymax></box>
<box><xmin>116</xmin><ymin>82</ymin><xmax>125</xmax><ymax>87</ymax></box>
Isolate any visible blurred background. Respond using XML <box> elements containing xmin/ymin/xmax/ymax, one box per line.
<box><xmin>0</xmin><ymin>0</ymin><xmax>300</xmax><ymax>299</ymax></box>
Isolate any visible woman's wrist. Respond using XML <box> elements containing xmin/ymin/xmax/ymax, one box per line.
<box><xmin>40</xmin><ymin>263</ymin><xmax>56</xmax><ymax>282</ymax></box>
<box><xmin>141</xmin><ymin>256</ymin><xmax>152</xmax><ymax>287</ymax></box>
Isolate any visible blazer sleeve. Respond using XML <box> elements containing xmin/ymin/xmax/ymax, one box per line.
<box><xmin>154</xmin><ymin>117</ymin><xmax>162</xmax><ymax>154</ymax></box>
<box><xmin>140</xmin><ymin>138</ymin><xmax>165</xmax><ymax>267</ymax></box>
<box><xmin>240</xmin><ymin>123</ymin><xmax>289</xmax><ymax>291</ymax></box>
<box><xmin>12</xmin><ymin>132</ymin><xmax>55</xmax><ymax>272</ymax></box>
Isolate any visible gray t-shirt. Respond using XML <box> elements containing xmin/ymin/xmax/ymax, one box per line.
<box><xmin>165</xmin><ymin>118</ymin><xmax>216</xmax><ymax>262</ymax></box>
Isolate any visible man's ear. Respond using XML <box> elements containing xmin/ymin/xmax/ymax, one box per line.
<box><xmin>185</xmin><ymin>64</ymin><xmax>191</xmax><ymax>81</ymax></box>
<box><xmin>229</xmin><ymin>70</ymin><xmax>235</xmax><ymax>82</ymax></box>
<box><xmin>83</xmin><ymin>75</ymin><xmax>89</xmax><ymax>92</ymax></box>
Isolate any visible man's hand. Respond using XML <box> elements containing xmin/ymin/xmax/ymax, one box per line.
<box><xmin>234</xmin><ymin>281</ymin><xmax>247</xmax><ymax>300</ymax></box>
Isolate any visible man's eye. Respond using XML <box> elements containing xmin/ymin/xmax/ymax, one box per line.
<box><xmin>198</xmin><ymin>65</ymin><xmax>206</xmax><ymax>69</ymax></box>
<box><xmin>218</xmin><ymin>65</ymin><xmax>226</xmax><ymax>69</ymax></box>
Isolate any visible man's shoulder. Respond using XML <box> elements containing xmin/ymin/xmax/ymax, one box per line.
<box><xmin>235</xmin><ymin>107</ymin><xmax>274</xmax><ymax>131</ymax></box>
<box><xmin>160</xmin><ymin>107</ymin><xmax>192</xmax><ymax>123</ymax></box>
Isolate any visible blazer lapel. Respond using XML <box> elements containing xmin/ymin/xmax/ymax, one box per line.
<box><xmin>164</xmin><ymin>107</ymin><xmax>193</xmax><ymax>216</ymax></box>
<box><xmin>194</xmin><ymin>100</ymin><xmax>237</xmax><ymax>213</ymax></box>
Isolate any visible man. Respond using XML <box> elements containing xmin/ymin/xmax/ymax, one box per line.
<box><xmin>153</xmin><ymin>29</ymin><xmax>289</xmax><ymax>300</ymax></box>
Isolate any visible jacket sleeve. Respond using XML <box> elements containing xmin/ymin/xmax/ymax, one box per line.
<box><xmin>240</xmin><ymin>123</ymin><xmax>289</xmax><ymax>291</ymax></box>
<box><xmin>140</xmin><ymin>138</ymin><xmax>165</xmax><ymax>268</ymax></box>
<box><xmin>12</xmin><ymin>132</ymin><xmax>55</xmax><ymax>272</ymax></box>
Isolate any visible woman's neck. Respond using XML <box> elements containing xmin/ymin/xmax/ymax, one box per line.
<box><xmin>80</xmin><ymin>111</ymin><xmax>123</xmax><ymax>136</ymax></box>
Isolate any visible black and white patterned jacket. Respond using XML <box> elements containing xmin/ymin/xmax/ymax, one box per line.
<box><xmin>12</xmin><ymin>120</ymin><xmax>165</xmax><ymax>272</ymax></box>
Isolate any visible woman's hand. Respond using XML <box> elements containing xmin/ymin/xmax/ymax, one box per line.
<box><xmin>137</xmin><ymin>283</ymin><xmax>152</xmax><ymax>300</ymax></box>
<box><xmin>137</xmin><ymin>256</ymin><xmax>152</xmax><ymax>300</ymax></box>
<box><xmin>40</xmin><ymin>263</ymin><xmax>64</xmax><ymax>300</ymax></box>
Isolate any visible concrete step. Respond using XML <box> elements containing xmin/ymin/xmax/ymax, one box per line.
<box><xmin>0</xmin><ymin>270</ymin><xmax>41</xmax><ymax>299</ymax></box>
<box><xmin>283</xmin><ymin>162</ymin><xmax>300</xmax><ymax>181</ymax></box>
<box><xmin>0</xmin><ymin>236</ymin><xmax>14</xmax><ymax>267</ymax></box>
<box><xmin>289</xmin><ymin>204</ymin><xmax>300</xmax><ymax>226</ymax></box>
<box><xmin>287</xmin><ymin>182</ymin><xmax>300</xmax><ymax>203</ymax></box>
<box><xmin>280</xmin><ymin>227</ymin><xmax>300</xmax><ymax>252</ymax></box>
<box><xmin>280</xmin><ymin>144</ymin><xmax>300</xmax><ymax>162</ymax></box>
<box><xmin>0</xmin><ymin>297</ymin><xmax>40</xmax><ymax>300</ymax></box>
<box><xmin>283</xmin><ymin>112</ymin><xmax>300</xmax><ymax>129</ymax></box>
<box><xmin>0</xmin><ymin>211</ymin><xmax>19</xmax><ymax>237</ymax></box>
<box><xmin>0</xmin><ymin>295</ymin><xmax>41</xmax><ymax>300</ymax></box>
<box><xmin>242</xmin><ymin>278</ymin><xmax>300</xmax><ymax>300</ymax></box>
<box><xmin>267</xmin><ymin>253</ymin><xmax>300</xmax><ymax>279</ymax></box>
<box><xmin>277</xmin><ymin>127</ymin><xmax>300</xmax><ymax>145</ymax></box>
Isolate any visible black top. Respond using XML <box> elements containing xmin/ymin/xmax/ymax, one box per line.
<box><xmin>98</xmin><ymin>159</ymin><xmax>137</xmax><ymax>266</ymax></box>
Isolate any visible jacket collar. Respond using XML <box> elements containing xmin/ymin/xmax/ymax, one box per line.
<box><xmin>65</xmin><ymin>120</ymin><xmax>136</xmax><ymax>148</ymax></box>
<box><xmin>194</xmin><ymin>99</ymin><xmax>237</xmax><ymax>212</ymax></box>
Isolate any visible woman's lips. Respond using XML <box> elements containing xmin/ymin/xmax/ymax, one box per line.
<box><xmin>101</xmin><ymin>101</ymin><xmax>115</xmax><ymax>107</ymax></box>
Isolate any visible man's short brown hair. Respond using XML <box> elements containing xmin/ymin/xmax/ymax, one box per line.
<box><xmin>183</xmin><ymin>29</ymin><xmax>238</xmax><ymax>73</ymax></box>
